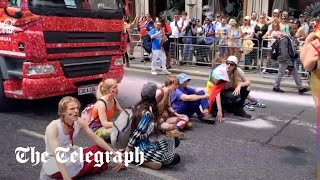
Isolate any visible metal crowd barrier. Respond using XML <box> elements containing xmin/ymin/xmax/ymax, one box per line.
<box><xmin>259</xmin><ymin>39</ymin><xmax>309</xmax><ymax>80</ymax></box>
<box><xmin>174</xmin><ymin>36</ymin><xmax>215</xmax><ymax>66</ymax></box>
<box><xmin>214</xmin><ymin>38</ymin><xmax>260</xmax><ymax>72</ymax></box>
<box><xmin>126</xmin><ymin>34</ymin><xmax>310</xmax><ymax>81</ymax></box>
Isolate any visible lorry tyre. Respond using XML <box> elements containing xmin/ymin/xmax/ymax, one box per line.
<box><xmin>0</xmin><ymin>72</ymin><xmax>10</xmax><ymax>111</ymax></box>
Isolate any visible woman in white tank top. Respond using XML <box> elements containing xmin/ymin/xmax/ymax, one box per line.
<box><xmin>39</xmin><ymin>96</ymin><xmax>118</xmax><ymax>180</ymax></box>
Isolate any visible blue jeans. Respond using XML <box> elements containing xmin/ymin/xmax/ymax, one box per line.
<box><xmin>175</xmin><ymin>90</ymin><xmax>209</xmax><ymax>117</ymax></box>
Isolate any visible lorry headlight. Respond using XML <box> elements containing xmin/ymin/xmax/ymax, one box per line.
<box><xmin>27</xmin><ymin>65</ymin><xmax>55</xmax><ymax>75</ymax></box>
<box><xmin>114</xmin><ymin>58</ymin><xmax>123</xmax><ymax>66</ymax></box>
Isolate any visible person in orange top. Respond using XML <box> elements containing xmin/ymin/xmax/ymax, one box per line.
<box><xmin>89</xmin><ymin>78</ymin><xmax>123</xmax><ymax>142</ymax></box>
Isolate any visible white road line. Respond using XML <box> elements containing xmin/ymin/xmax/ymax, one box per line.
<box><xmin>130</xmin><ymin>165</ymin><xmax>180</xmax><ymax>180</ymax></box>
<box><xmin>18</xmin><ymin>129</ymin><xmax>180</xmax><ymax>180</ymax></box>
<box><xmin>19</xmin><ymin>129</ymin><xmax>45</xmax><ymax>139</ymax></box>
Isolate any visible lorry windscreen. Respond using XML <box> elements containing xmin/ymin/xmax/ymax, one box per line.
<box><xmin>28</xmin><ymin>0</ymin><xmax>124</xmax><ymax>19</ymax></box>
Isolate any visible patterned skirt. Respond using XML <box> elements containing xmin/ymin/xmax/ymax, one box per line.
<box><xmin>139</xmin><ymin>137</ymin><xmax>176</xmax><ymax>165</ymax></box>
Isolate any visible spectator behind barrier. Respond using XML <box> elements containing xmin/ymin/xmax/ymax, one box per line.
<box><xmin>215</xmin><ymin>17</ymin><xmax>230</xmax><ymax>62</ymax></box>
<box><xmin>181</xmin><ymin>17</ymin><xmax>197</xmax><ymax>63</ymax></box>
<box><xmin>227</xmin><ymin>18</ymin><xmax>241</xmax><ymax>61</ymax></box>
<box><xmin>254</xmin><ymin>15</ymin><xmax>268</xmax><ymax>48</ymax></box>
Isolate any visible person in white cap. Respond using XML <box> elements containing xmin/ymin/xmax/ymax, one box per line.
<box><xmin>267</xmin><ymin>9</ymin><xmax>281</xmax><ymax>31</ymax></box>
<box><xmin>207</xmin><ymin>56</ymin><xmax>252</xmax><ymax>122</ymax></box>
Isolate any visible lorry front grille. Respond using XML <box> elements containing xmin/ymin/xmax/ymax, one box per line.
<box><xmin>43</xmin><ymin>32</ymin><xmax>121</xmax><ymax>43</ymax></box>
<box><xmin>59</xmin><ymin>56</ymin><xmax>111</xmax><ymax>78</ymax></box>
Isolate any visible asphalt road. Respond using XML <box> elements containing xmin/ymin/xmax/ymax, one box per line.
<box><xmin>0</xmin><ymin>70</ymin><xmax>316</xmax><ymax>180</ymax></box>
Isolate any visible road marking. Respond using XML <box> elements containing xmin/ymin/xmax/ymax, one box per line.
<box><xmin>226</xmin><ymin>118</ymin><xmax>275</xmax><ymax>129</ymax></box>
<box><xmin>18</xmin><ymin>129</ymin><xmax>180</xmax><ymax>180</ymax></box>
<box><xmin>130</xmin><ymin>165</ymin><xmax>180</xmax><ymax>180</ymax></box>
<box><xmin>19</xmin><ymin>129</ymin><xmax>45</xmax><ymax>139</ymax></box>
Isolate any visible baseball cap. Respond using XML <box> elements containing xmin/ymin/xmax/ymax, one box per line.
<box><xmin>177</xmin><ymin>73</ymin><xmax>191</xmax><ymax>84</ymax></box>
<box><xmin>273</xmin><ymin>9</ymin><xmax>280</xmax><ymax>13</ymax></box>
<box><xmin>226</xmin><ymin>56</ymin><xmax>238</xmax><ymax>65</ymax></box>
<box><xmin>206</xmin><ymin>15</ymin><xmax>214</xmax><ymax>22</ymax></box>
<box><xmin>141</xmin><ymin>82</ymin><xmax>158</xmax><ymax>99</ymax></box>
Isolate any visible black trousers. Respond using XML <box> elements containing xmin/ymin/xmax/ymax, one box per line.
<box><xmin>211</xmin><ymin>86</ymin><xmax>250</xmax><ymax>117</ymax></box>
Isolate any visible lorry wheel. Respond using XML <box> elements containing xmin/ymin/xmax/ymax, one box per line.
<box><xmin>0</xmin><ymin>73</ymin><xmax>10</xmax><ymax>111</ymax></box>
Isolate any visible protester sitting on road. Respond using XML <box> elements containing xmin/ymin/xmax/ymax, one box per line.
<box><xmin>156</xmin><ymin>76</ymin><xmax>192</xmax><ymax>138</ymax></box>
<box><xmin>40</xmin><ymin>96</ymin><xmax>118</xmax><ymax>179</ymax></box>
<box><xmin>89</xmin><ymin>78</ymin><xmax>123</xmax><ymax>142</ymax></box>
<box><xmin>207</xmin><ymin>56</ymin><xmax>252</xmax><ymax>122</ymax></box>
<box><xmin>113</xmin><ymin>82</ymin><xmax>181</xmax><ymax>172</ymax></box>
<box><xmin>272</xmin><ymin>24</ymin><xmax>310</xmax><ymax>94</ymax></box>
<box><xmin>171</xmin><ymin>73</ymin><xmax>215</xmax><ymax>124</ymax></box>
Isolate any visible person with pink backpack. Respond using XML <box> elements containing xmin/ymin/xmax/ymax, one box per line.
<box><xmin>82</xmin><ymin>78</ymin><xmax>123</xmax><ymax>142</ymax></box>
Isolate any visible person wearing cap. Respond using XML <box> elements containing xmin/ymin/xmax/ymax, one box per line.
<box><xmin>113</xmin><ymin>82</ymin><xmax>181</xmax><ymax>172</ymax></box>
<box><xmin>171</xmin><ymin>73</ymin><xmax>215</xmax><ymax>123</ymax></box>
<box><xmin>267</xmin><ymin>9</ymin><xmax>281</xmax><ymax>31</ymax></box>
<box><xmin>148</xmin><ymin>21</ymin><xmax>171</xmax><ymax>75</ymax></box>
<box><xmin>181</xmin><ymin>17</ymin><xmax>197</xmax><ymax>63</ymax></box>
<box><xmin>207</xmin><ymin>56</ymin><xmax>252</xmax><ymax>122</ymax></box>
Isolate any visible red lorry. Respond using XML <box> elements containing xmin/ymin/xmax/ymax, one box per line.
<box><xmin>0</xmin><ymin>0</ymin><xmax>128</xmax><ymax>110</ymax></box>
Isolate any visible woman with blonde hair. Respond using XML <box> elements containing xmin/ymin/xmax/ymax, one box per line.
<box><xmin>207</xmin><ymin>56</ymin><xmax>252</xmax><ymax>122</ymax></box>
<box><xmin>89</xmin><ymin>78</ymin><xmax>123</xmax><ymax>142</ymax></box>
<box><xmin>228</xmin><ymin>18</ymin><xmax>241</xmax><ymax>61</ymax></box>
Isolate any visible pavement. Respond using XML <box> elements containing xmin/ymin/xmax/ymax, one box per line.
<box><xmin>0</xmin><ymin>70</ymin><xmax>316</xmax><ymax>180</ymax></box>
<box><xmin>126</xmin><ymin>59</ymin><xmax>311</xmax><ymax>94</ymax></box>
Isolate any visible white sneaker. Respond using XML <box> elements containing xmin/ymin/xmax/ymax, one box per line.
<box><xmin>151</xmin><ymin>71</ymin><xmax>157</xmax><ymax>75</ymax></box>
<box><xmin>162</xmin><ymin>70</ymin><xmax>171</xmax><ymax>75</ymax></box>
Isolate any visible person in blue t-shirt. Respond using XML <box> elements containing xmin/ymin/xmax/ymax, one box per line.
<box><xmin>171</xmin><ymin>73</ymin><xmax>216</xmax><ymax>124</ymax></box>
<box><xmin>148</xmin><ymin>21</ymin><xmax>171</xmax><ymax>75</ymax></box>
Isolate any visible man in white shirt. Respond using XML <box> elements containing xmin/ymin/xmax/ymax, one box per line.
<box><xmin>177</xmin><ymin>11</ymin><xmax>189</xmax><ymax>63</ymax></box>
<box><xmin>170</xmin><ymin>13</ymin><xmax>181</xmax><ymax>61</ymax></box>
<box><xmin>250</xmin><ymin>11</ymin><xmax>258</xmax><ymax>29</ymax></box>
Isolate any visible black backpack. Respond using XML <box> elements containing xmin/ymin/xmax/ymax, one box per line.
<box><xmin>271</xmin><ymin>36</ymin><xmax>297</xmax><ymax>60</ymax></box>
<box><xmin>270</xmin><ymin>38</ymin><xmax>281</xmax><ymax>60</ymax></box>
<box><xmin>142</xmin><ymin>34</ymin><xmax>152</xmax><ymax>54</ymax></box>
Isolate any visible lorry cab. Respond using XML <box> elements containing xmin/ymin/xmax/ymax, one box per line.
<box><xmin>0</xmin><ymin>0</ymin><xmax>128</xmax><ymax>110</ymax></box>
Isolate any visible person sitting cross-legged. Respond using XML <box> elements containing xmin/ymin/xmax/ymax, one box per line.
<box><xmin>171</xmin><ymin>73</ymin><xmax>216</xmax><ymax>124</ymax></box>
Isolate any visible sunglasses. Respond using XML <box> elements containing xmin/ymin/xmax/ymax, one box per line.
<box><xmin>226</xmin><ymin>62</ymin><xmax>236</xmax><ymax>67</ymax></box>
